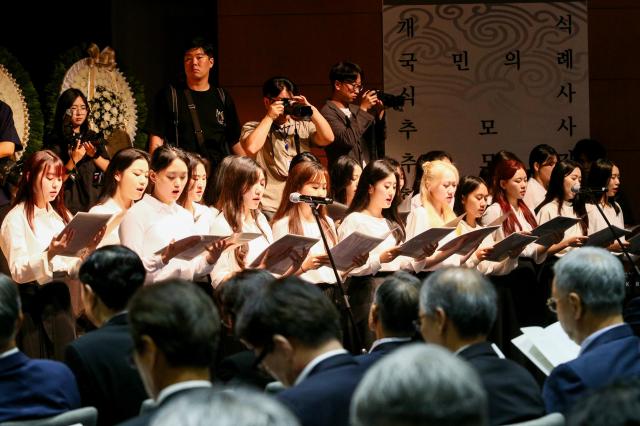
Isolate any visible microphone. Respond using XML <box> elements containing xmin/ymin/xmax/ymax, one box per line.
<box><xmin>289</xmin><ymin>192</ymin><xmax>333</xmax><ymax>205</ymax></box>
<box><xmin>571</xmin><ymin>184</ymin><xmax>607</xmax><ymax>194</ymax></box>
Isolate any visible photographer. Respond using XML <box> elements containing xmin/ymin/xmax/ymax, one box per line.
<box><xmin>321</xmin><ymin>61</ymin><xmax>386</xmax><ymax>169</ymax></box>
<box><xmin>0</xmin><ymin>100</ymin><xmax>23</xmax><ymax>206</ymax></box>
<box><xmin>45</xmin><ymin>88</ymin><xmax>109</xmax><ymax>213</ymax></box>
<box><xmin>233</xmin><ymin>76</ymin><xmax>333</xmax><ymax>218</ymax></box>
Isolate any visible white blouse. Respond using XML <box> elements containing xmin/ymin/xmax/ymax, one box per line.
<box><xmin>586</xmin><ymin>202</ymin><xmax>625</xmax><ymax>235</ymax></box>
<box><xmin>209</xmin><ymin>210</ymin><xmax>273</xmax><ymax>287</ymax></box>
<box><xmin>481</xmin><ymin>202</ymin><xmax>546</xmax><ymax>263</ymax></box>
<box><xmin>190</xmin><ymin>201</ymin><xmax>215</xmax><ymax>234</ymax></box>
<box><xmin>119</xmin><ymin>194</ymin><xmax>214</xmax><ymax>284</ymax></box>
<box><xmin>457</xmin><ymin>220</ymin><xmax>518</xmax><ymax>275</ymax></box>
<box><xmin>405</xmin><ymin>206</ymin><xmax>458</xmax><ymax>272</ymax></box>
<box><xmin>537</xmin><ymin>200</ymin><xmax>585</xmax><ymax>257</ymax></box>
<box><xmin>89</xmin><ymin>198</ymin><xmax>123</xmax><ymax>246</ymax></box>
<box><xmin>523</xmin><ymin>178</ymin><xmax>546</xmax><ymax>213</ymax></box>
<box><xmin>272</xmin><ymin>216</ymin><xmax>338</xmax><ymax>284</ymax></box>
<box><xmin>338</xmin><ymin>212</ymin><xmax>411</xmax><ymax>275</ymax></box>
<box><xmin>0</xmin><ymin>202</ymin><xmax>79</xmax><ymax>284</ymax></box>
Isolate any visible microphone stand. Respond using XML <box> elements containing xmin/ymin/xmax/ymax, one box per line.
<box><xmin>591</xmin><ymin>198</ymin><xmax>640</xmax><ymax>287</ymax></box>
<box><xmin>309</xmin><ymin>202</ymin><xmax>365</xmax><ymax>353</ymax></box>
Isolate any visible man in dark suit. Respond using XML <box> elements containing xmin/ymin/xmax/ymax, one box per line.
<box><xmin>117</xmin><ymin>278</ymin><xmax>221</xmax><ymax>426</ymax></box>
<box><xmin>357</xmin><ymin>271</ymin><xmax>419</xmax><ymax>368</ymax></box>
<box><xmin>0</xmin><ymin>273</ymin><xmax>80</xmax><ymax>422</ymax></box>
<box><xmin>418</xmin><ymin>267</ymin><xmax>545</xmax><ymax>426</ymax></box>
<box><xmin>543</xmin><ymin>247</ymin><xmax>640</xmax><ymax>414</ymax></box>
<box><xmin>236</xmin><ymin>276</ymin><xmax>366</xmax><ymax>426</ymax></box>
<box><xmin>351</xmin><ymin>344</ymin><xmax>488</xmax><ymax>426</ymax></box>
<box><xmin>64</xmin><ymin>246</ymin><xmax>147</xmax><ymax>426</ymax></box>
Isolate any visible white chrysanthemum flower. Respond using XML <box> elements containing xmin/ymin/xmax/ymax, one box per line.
<box><xmin>103</xmin><ymin>102</ymin><xmax>111</xmax><ymax>110</ymax></box>
<box><xmin>93</xmin><ymin>111</ymin><xmax>100</xmax><ymax>119</ymax></box>
<box><xmin>104</xmin><ymin>112</ymin><xmax>111</xmax><ymax>122</ymax></box>
<box><xmin>111</xmin><ymin>107</ymin><xmax>118</xmax><ymax>115</ymax></box>
<box><xmin>100</xmin><ymin>120</ymin><xmax>108</xmax><ymax>129</ymax></box>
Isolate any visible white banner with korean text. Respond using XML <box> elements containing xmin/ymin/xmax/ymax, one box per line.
<box><xmin>382</xmin><ymin>1</ymin><xmax>589</xmax><ymax>199</ymax></box>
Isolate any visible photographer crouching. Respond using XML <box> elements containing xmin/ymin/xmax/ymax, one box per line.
<box><xmin>44</xmin><ymin>88</ymin><xmax>109</xmax><ymax>213</ymax></box>
<box><xmin>233</xmin><ymin>76</ymin><xmax>334</xmax><ymax>219</ymax></box>
<box><xmin>322</xmin><ymin>61</ymin><xmax>395</xmax><ymax>170</ymax></box>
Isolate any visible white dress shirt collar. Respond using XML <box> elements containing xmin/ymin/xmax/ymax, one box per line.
<box><xmin>156</xmin><ymin>380</ymin><xmax>212</xmax><ymax>405</ymax></box>
<box><xmin>293</xmin><ymin>349</ymin><xmax>348</xmax><ymax>386</ymax></box>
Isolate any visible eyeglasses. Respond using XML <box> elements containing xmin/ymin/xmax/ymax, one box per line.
<box><xmin>342</xmin><ymin>81</ymin><xmax>363</xmax><ymax>92</ymax></box>
<box><xmin>546</xmin><ymin>297</ymin><xmax>558</xmax><ymax>313</ymax></box>
<box><xmin>252</xmin><ymin>343</ymin><xmax>273</xmax><ymax>369</ymax></box>
<box><xmin>69</xmin><ymin>106</ymin><xmax>88</xmax><ymax>114</ymax></box>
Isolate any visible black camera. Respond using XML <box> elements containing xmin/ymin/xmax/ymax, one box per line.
<box><xmin>281</xmin><ymin>98</ymin><xmax>313</xmax><ymax>121</ymax></box>
<box><xmin>375</xmin><ymin>90</ymin><xmax>406</xmax><ymax>111</ymax></box>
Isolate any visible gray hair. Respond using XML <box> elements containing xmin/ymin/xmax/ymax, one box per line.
<box><xmin>553</xmin><ymin>247</ymin><xmax>625</xmax><ymax>316</ymax></box>
<box><xmin>151</xmin><ymin>387</ymin><xmax>300</xmax><ymax>426</ymax></box>
<box><xmin>419</xmin><ymin>267</ymin><xmax>497</xmax><ymax>338</ymax></box>
<box><xmin>351</xmin><ymin>343</ymin><xmax>488</xmax><ymax>426</ymax></box>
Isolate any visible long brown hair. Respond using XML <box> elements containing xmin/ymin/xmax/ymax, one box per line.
<box><xmin>491</xmin><ymin>155</ymin><xmax>537</xmax><ymax>235</ymax></box>
<box><xmin>347</xmin><ymin>159</ymin><xmax>405</xmax><ymax>244</ymax></box>
<box><xmin>272</xmin><ymin>161</ymin><xmax>337</xmax><ymax>245</ymax></box>
<box><xmin>13</xmin><ymin>150</ymin><xmax>71</xmax><ymax>230</ymax></box>
<box><xmin>215</xmin><ymin>157</ymin><xmax>269</xmax><ymax>268</ymax></box>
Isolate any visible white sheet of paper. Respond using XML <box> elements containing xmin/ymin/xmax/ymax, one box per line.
<box><xmin>485</xmin><ymin>232</ymin><xmax>538</xmax><ymax>262</ymax></box>
<box><xmin>444</xmin><ymin>213</ymin><xmax>466</xmax><ymax>228</ymax></box>
<box><xmin>168</xmin><ymin>233</ymin><xmax>262</xmax><ymax>261</ymax></box>
<box><xmin>532</xmin><ymin>216</ymin><xmax>581</xmax><ymax>247</ymax></box>
<box><xmin>55</xmin><ymin>212</ymin><xmax>113</xmax><ymax>257</ymax></box>
<box><xmin>330</xmin><ymin>231</ymin><xmax>386</xmax><ymax>270</ymax></box>
<box><xmin>249</xmin><ymin>234</ymin><xmax>319</xmax><ymax>275</ymax></box>
<box><xmin>512</xmin><ymin>322</ymin><xmax>580</xmax><ymax>376</ymax></box>
<box><xmin>438</xmin><ymin>225</ymin><xmax>501</xmax><ymax>256</ymax></box>
<box><xmin>585</xmin><ymin>225</ymin><xmax>630</xmax><ymax>247</ymax></box>
<box><xmin>397</xmin><ymin>227</ymin><xmax>455</xmax><ymax>258</ymax></box>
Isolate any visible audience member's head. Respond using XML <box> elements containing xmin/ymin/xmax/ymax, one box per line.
<box><xmin>551</xmin><ymin>247</ymin><xmax>625</xmax><ymax>344</ymax></box>
<box><xmin>351</xmin><ymin>343</ymin><xmax>488</xmax><ymax>426</ymax></box>
<box><xmin>220</xmin><ymin>269</ymin><xmax>274</xmax><ymax>331</ymax></box>
<box><xmin>79</xmin><ymin>245</ymin><xmax>146</xmax><ymax>327</ymax></box>
<box><xmin>235</xmin><ymin>276</ymin><xmax>342</xmax><ymax>386</ymax></box>
<box><xmin>151</xmin><ymin>388</ymin><xmax>300</xmax><ymax>426</ymax></box>
<box><xmin>128</xmin><ymin>279</ymin><xmax>221</xmax><ymax>398</ymax></box>
<box><xmin>369</xmin><ymin>271</ymin><xmax>421</xmax><ymax>339</ymax></box>
<box><xmin>567</xmin><ymin>379</ymin><xmax>640</xmax><ymax>426</ymax></box>
<box><xmin>419</xmin><ymin>268</ymin><xmax>497</xmax><ymax>351</ymax></box>
<box><xmin>0</xmin><ymin>274</ymin><xmax>20</xmax><ymax>352</ymax></box>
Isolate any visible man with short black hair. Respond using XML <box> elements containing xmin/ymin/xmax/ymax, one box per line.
<box><xmin>234</xmin><ymin>76</ymin><xmax>333</xmax><ymax>216</ymax></box>
<box><xmin>321</xmin><ymin>61</ymin><xmax>385</xmax><ymax>169</ymax></box>
<box><xmin>119</xmin><ymin>278</ymin><xmax>221</xmax><ymax>426</ymax></box>
<box><xmin>419</xmin><ymin>267</ymin><xmax>544</xmax><ymax>425</ymax></box>
<box><xmin>147</xmin><ymin>37</ymin><xmax>241</xmax><ymax>204</ymax></box>
<box><xmin>236</xmin><ymin>276</ymin><xmax>365</xmax><ymax>426</ymax></box>
<box><xmin>0</xmin><ymin>273</ymin><xmax>80</xmax><ymax>422</ymax></box>
<box><xmin>544</xmin><ymin>247</ymin><xmax>640</xmax><ymax>414</ymax></box>
<box><xmin>64</xmin><ymin>245</ymin><xmax>147</xmax><ymax>426</ymax></box>
<box><xmin>357</xmin><ymin>271</ymin><xmax>420</xmax><ymax>367</ymax></box>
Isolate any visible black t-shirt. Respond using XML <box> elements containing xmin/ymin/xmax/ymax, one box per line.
<box><xmin>147</xmin><ymin>85</ymin><xmax>241</xmax><ymax>169</ymax></box>
<box><xmin>0</xmin><ymin>101</ymin><xmax>22</xmax><ymax>149</ymax></box>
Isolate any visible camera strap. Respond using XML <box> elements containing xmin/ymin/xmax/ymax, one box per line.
<box><xmin>169</xmin><ymin>85</ymin><xmax>179</xmax><ymax>147</ymax></box>
<box><xmin>183</xmin><ymin>89</ymin><xmax>207</xmax><ymax>154</ymax></box>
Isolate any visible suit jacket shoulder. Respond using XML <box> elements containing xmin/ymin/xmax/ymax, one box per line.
<box><xmin>277</xmin><ymin>353</ymin><xmax>366</xmax><ymax>426</ymax></box>
<box><xmin>0</xmin><ymin>351</ymin><xmax>80</xmax><ymax>422</ymax></box>
<box><xmin>543</xmin><ymin>325</ymin><xmax>640</xmax><ymax>414</ymax></box>
<box><xmin>459</xmin><ymin>342</ymin><xmax>544</xmax><ymax>426</ymax></box>
<box><xmin>65</xmin><ymin>314</ymin><xmax>147</xmax><ymax>426</ymax></box>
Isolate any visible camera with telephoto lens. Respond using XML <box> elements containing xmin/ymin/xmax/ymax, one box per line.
<box><xmin>375</xmin><ymin>90</ymin><xmax>406</xmax><ymax>111</ymax></box>
<box><xmin>281</xmin><ymin>98</ymin><xmax>313</xmax><ymax>121</ymax></box>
